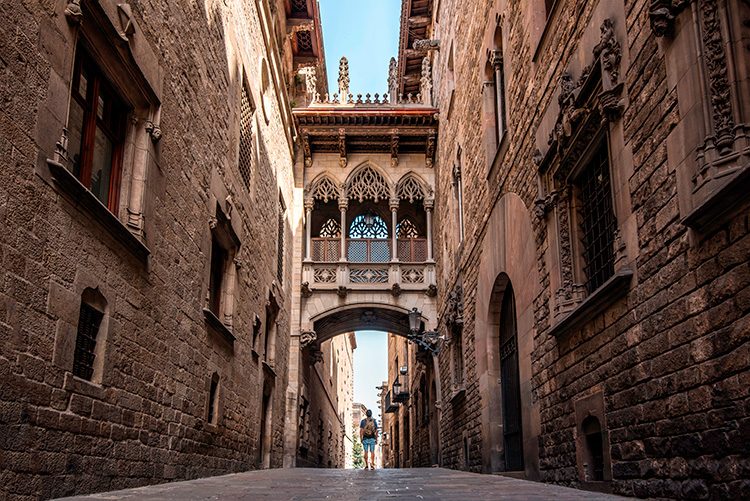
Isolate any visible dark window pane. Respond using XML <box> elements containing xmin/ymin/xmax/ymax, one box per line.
<box><xmin>68</xmin><ymin>99</ymin><xmax>85</xmax><ymax>178</ymax></box>
<box><xmin>90</xmin><ymin>125</ymin><xmax>114</xmax><ymax>206</ymax></box>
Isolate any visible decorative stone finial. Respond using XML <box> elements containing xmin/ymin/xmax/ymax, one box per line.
<box><xmin>387</xmin><ymin>57</ymin><xmax>398</xmax><ymax>102</ymax></box>
<box><xmin>420</xmin><ymin>57</ymin><xmax>432</xmax><ymax>106</ymax></box>
<box><xmin>338</xmin><ymin>57</ymin><xmax>350</xmax><ymax>103</ymax></box>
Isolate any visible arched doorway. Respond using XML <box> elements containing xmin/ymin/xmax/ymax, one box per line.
<box><xmin>499</xmin><ymin>282</ymin><xmax>523</xmax><ymax>471</ymax></box>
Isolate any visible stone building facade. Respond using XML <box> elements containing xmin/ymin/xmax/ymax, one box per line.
<box><xmin>294</xmin><ymin>331</ymin><xmax>355</xmax><ymax>469</ymax></box>
<box><xmin>393</xmin><ymin>0</ymin><xmax>749</xmax><ymax>498</ymax></box>
<box><xmin>0</xmin><ymin>0</ymin><xmax>329</xmax><ymax>498</ymax></box>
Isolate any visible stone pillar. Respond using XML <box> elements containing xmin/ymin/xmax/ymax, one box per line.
<box><xmin>490</xmin><ymin>50</ymin><xmax>504</xmax><ymax>143</ymax></box>
<box><xmin>425</xmin><ymin>198</ymin><xmax>434</xmax><ymax>261</ymax></box>
<box><xmin>339</xmin><ymin>197</ymin><xmax>348</xmax><ymax>261</ymax></box>
<box><xmin>304</xmin><ymin>198</ymin><xmax>313</xmax><ymax>261</ymax></box>
<box><xmin>390</xmin><ymin>198</ymin><xmax>400</xmax><ymax>262</ymax></box>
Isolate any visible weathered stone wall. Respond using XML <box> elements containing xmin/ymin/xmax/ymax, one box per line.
<box><xmin>295</xmin><ymin>335</ymin><xmax>353</xmax><ymax>468</ymax></box>
<box><xmin>429</xmin><ymin>0</ymin><xmax>749</xmax><ymax>497</ymax></box>
<box><xmin>0</xmin><ymin>0</ymin><xmax>297</xmax><ymax>498</ymax></box>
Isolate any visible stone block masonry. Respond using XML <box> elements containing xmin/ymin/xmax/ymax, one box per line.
<box><xmin>425</xmin><ymin>0</ymin><xmax>749</xmax><ymax>498</ymax></box>
<box><xmin>0</xmin><ymin>0</ymin><xmax>299</xmax><ymax>498</ymax></box>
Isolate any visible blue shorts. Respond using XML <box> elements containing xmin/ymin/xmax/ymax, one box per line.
<box><xmin>362</xmin><ymin>438</ymin><xmax>376</xmax><ymax>451</ymax></box>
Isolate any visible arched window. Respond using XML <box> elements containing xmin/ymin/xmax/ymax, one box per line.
<box><xmin>397</xmin><ymin>218</ymin><xmax>420</xmax><ymax>238</ymax></box>
<box><xmin>319</xmin><ymin>218</ymin><xmax>341</xmax><ymax>238</ymax></box>
<box><xmin>348</xmin><ymin>213</ymin><xmax>388</xmax><ymax>239</ymax></box>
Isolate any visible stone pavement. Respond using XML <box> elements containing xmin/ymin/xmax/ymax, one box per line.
<box><xmin>59</xmin><ymin>468</ymin><xmax>625</xmax><ymax>500</ymax></box>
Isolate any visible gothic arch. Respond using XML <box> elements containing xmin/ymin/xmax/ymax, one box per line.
<box><xmin>344</xmin><ymin>161</ymin><xmax>392</xmax><ymax>202</ymax></box>
<box><xmin>474</xmin><ymin>192</ymin><xmax>540</xmax><ymax>478</ymax></box>
<box><xmin>396</xmin><ymin>171</ymin><xmax>431</xmax><ymax>203</ymax></box>
<box><xmin>307</xmin><ymin>172</ymin><xmax>342</xmax><ymax>203</ymax></box>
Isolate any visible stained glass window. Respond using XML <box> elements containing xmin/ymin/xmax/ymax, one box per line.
<box><xmin>348</xmin><ymin>214</ymin><xmax>388</xmax><ymax>239</ymax></box>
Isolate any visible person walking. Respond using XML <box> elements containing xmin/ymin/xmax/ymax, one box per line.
<box><xmin>359</xmin><ymin>409</ymin><xmax>378</xmax><ymax>470</ymax></box>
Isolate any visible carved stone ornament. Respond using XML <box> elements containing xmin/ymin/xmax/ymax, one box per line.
<box><xmin>593</xmin><ymin>19</ymin><xmax>621</xmax><ymax>86</ymax></box>
<box><xmin>308</xmin><ymin>348</ymin><xmax>324</xmax><ymax>366</ymax></box>
<box><xmin>425</xmin><ymin>133</ymin><xmax>436</xmax><ymax>168</ymax></box>
<box><xmin>387</xmin><ymin>57</ymin><xmax>399</xmax><ymax>102</ymax></box>
<box><xmin>300</xmin><ymin>330</ymin><xmax>317</xmax><ymax>348</ymax></box>
<box><xmin>648</xmin><ymin>0</ymin><xmax>687</xmax><ymax>37</ymax></box>
<box><xmin>65</xmin><ymin>0</ymin><xmax>82</xmax><ymax>24</ymax></box>
<box><xmin>534</xmin><ymin>190</ymin><xmax>558</xmax><ymax>220</ymax></box>
<box><xmin>290</xmin><ymin>21</ymin><xmax>314</xmax><ymax>34</ymax></box>
<box><xmin>426</xmin><ymin>283</ymin><xmax>437</xmax><ymax>297</ymax></box>
<box><xmin>360</xmin><ymin>310</ymin><xmax>377</xmax><ymax>324</ymax></box>
<box><xmin>298</xmin><ymin>66</ymin><xmax>318</xmax><ymax>102</ymax></box>
<box><xmin>117</xmin><ymin>4</ymin><xmax>136</xmax><ymax>41</ymax></box>
<box><xmin>414</xmin><ymin>39</ymin><xmax>440</xmax><ymax>51</ymax></box>
<box><xmin>337</xmin><ymin>285</ymin><xmax>348</xmax><ymax>298</ymax></box>
<box><xmin>144</xmin><ymin>121</ymin><xmax>162</xmax><ymax>143</ymax></box>
<box><xmin>420</xmin><ymin>57</ymin><xmax>433</xmax><ymax>106</ymax></box>
<box><xmin>700</xmin><ymin>0</ymin><xmax>735</xmax><ymax>152</ymax></box>
<box><xmin>442</xmin><ymin>284</ymin><xmax>464</xmax><ymax>334</ymax></box>
<box><xmin>338</xmin><ymin>57</ymin><xmax>350</xmax><ymax>103</ymax></box>
<box><xmin>208</xmin><ymin>216</ymin><xmax>218</xmax><ymax>230</ymax></box>
<box><xmin>233</xmin><ymin>258</ymin><xmax>243</xmax><ymax>270</ymax></box>
<box><xmin>301</xmin><ymin>281</ymin><xmax>313</xmax><ymax>298</ymax></box>
<box><xmin>391</xmin><ymin>283</ymin><xmax>402</xmax><ymax>297</ymax></box>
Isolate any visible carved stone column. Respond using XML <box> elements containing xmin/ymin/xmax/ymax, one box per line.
<box><xmin>425</xmin><ymin>197</ymin><xmax>434</xmax><ymax>261</ymax></box>
<box><xmin>490</xmin><ymin>50</ymin><xmax>504</xmax><ymax>143</ymax></box>
<box><xmin>390</xmin><ymin>198</ymin><xmax>399</xmax><ymax>262</ymax></box>
<box><xmin>339</xmin><ymin>197</ymin><xmax>348</xmax><ymax>261</ymax></box>
<box><xmin>304</xmin><ymin>198</ymin><xmax>314</xmax><ymax>261</ymax></box>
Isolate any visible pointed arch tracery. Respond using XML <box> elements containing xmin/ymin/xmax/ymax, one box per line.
<box><xmin>308</xmin><ymin>173</ymin><xmax>341</xmax><ymax>203</ymax></box>
<box><xmin>396</xmin><ymin>173</ymin><xmax>429</xmax><ymax>203</ymax></box>
<box><xmin>346</xmin><ymin>164</ymin><xmax>390</xmax><ymax>202</ymax></box>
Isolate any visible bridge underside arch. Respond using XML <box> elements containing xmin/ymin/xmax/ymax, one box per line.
<box><xmin>310</xmin><ymin>303</ymin><xmax>425</xmax><ymax>345</ymax></box>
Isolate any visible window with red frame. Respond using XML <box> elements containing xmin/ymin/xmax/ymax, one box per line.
<box><xmin>67</xmin><ymin>47</ymin><xmax>127</xmax><ymax>214</ymax></box>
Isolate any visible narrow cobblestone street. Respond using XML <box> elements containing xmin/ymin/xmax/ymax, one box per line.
<box><xmin>59</xmin><ymin>468</ymin><xmax>624</xmax><ymax>500</ymax></box>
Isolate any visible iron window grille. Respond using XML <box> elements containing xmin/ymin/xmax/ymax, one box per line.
<box><xmin>238</xmin><ymin>82</ymin><xmax>254</xmax><ymax>191</ymax></box>
<box><xmin>578</xmin><ymin>145</ymin><xmax>616</xmax><ymax>293</ymax></box>
<box><xmin>72</xmin><ymin>303</ymin><xmax>104</xmax><ymax>381</ymax></box>
<box><xmin>296</xmin><ymin>30</ymin><xmax>313</xmax><ymax>53</ymax></box>
<box><xmin>277</xmin><ymin>197</ymin><xmax>285</xmax><ymax>284</ymax></box>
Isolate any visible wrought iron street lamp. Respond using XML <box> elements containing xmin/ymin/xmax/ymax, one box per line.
<box><xmin>406</xmin><ymin>307</ymin><xmax>442</xmax><ymax>355</ymax></box>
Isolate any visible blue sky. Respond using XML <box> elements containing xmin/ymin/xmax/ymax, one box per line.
<box><xmin>318</xmin><ymin>0</ymin><xmax>401</xmax><ymax>97</ymax></box>
<box><xmin>317</xmin><ymin>1</ymin><xmax>401</xmax><ymax>426</ymax></box>
<box><xmin>353</xmin><ymin>331</ymin><xmax>388</xmax><ymax>425</ymax></box>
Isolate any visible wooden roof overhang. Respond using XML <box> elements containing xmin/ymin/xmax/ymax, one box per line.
<box><xmin>397</xmin><ymin>0</ymin><xmax>434</xmax><ymax>97</ymax></box>
<box><xmin>294</xmin><ymin>108</ymin><xmax>438</xmax><ymax>168</ymax></box>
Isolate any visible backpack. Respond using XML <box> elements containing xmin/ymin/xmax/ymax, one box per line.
<box><xmin>363</xmin><ymin>417</ymin><xmax>376</xmax><ymax>438</ymax></box>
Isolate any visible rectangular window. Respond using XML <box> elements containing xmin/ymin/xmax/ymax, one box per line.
<box><xmin>208</xmin><ymin>373</ymin><xmax>219</xmax><ymax>424</ymax></box>
<box><xmin>67</xmin><ymin>47</ymin><xmax>126</xmax><ymax>214</ymax></box>
<box><xmin>577</xmin><ymin>145</ymin><xmax>616</xmax><ymax>293</ymax></box>
<box><xmin>238</xmin><ymin>82</ymin><xmax>254</xmax><ymax>190</ymax></box>
<box><xmin>277</xmin><ymin>196</ymin><xmax>285</xmax><ymax>284</ymax></box>
<box><xmin>209</xmin><ymin>240</ymin><xmax>227</xmax><ymax>316</ymax></box>
<box><xmin>72</xmin><ymin>303</ymin><xmax>104</xmax><ymax>381</ymax></box>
